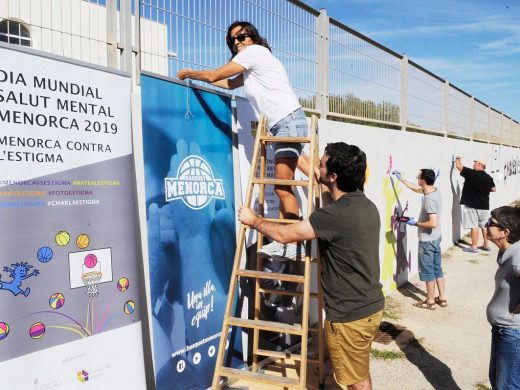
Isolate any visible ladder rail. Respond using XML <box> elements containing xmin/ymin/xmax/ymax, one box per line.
<box><xmin>252</xmin><ymin>120</ymin><xmax>268</xmax><ymax>372</ymax></box>
<box><xmin>297</xmin><ymin>115</ymin><xmax>319</xmax><ymax>389</ymax></box>
<box><xmin>211</xmin><ymin>115</ymin><xmax>267</xmax><ymax>389</ymax></box>
<box><xmin>312</xmin><ymin>116</ymin><xmax>325</xmax><ymax>386</ymax></box>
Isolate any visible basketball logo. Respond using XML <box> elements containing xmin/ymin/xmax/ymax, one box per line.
<box><xmin>76</xmin><ymin>234</ymin><xmax>90</xmax><ymax>249</ymax></box>
<box><xmin>29</xmin><ymin>322</ymin><xmax>45</xmax><ymax>339</ymax></box>
<box><xmin>84</xmin><ymin>254</ymin><xmax>98</xmax><ymax>268</ymax></box>
<box><xmin>117</xmin><ymin>277</ymin><xmax>129</xmax><ymax>292</ymax></box>
<box><xmin>55</xmin><ymin>231</ymin><xmax>70</xmax><ymax>246</ymax></box>
<box><xmin>49</xmin><ymin>293</ymin><xmax>65</xmax><ymax>309</ymax></box>
<box><xmin>0</xmin><ymin>322</ymin><xmax>9</xmax><ymax>340</ymax></box>
<box><xmin>37</xmin><ymin>246</ymin><xmax>53</xmax><ymax>263</ymax></box>
<box><xmin>124</xmin><ymin>300</ymin><xmax>135</xmax><ymax>314</ymax></box>
<box><xmin>164</xmin><ymin>155</ymin><xmax>225</xmax><ymax>210</ymax></box>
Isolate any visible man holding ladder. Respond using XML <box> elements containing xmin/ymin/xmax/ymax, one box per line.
<box><xmin>239</xmin><ymin>142</ymin><xmax>385</xmax><ymax>390</ymax></box>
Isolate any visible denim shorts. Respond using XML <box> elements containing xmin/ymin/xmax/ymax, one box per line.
<box><xmin>418</xmin><ymin>238</ymin><xmax>443</xmax><ymax>282</ymax></box>
<box><xmin>269</xmin><ymin>108</ymin><xmax>308</xmax><ymax>158</ymax></box>
<box><xmin>489</xmin><ymin>325</ymin><xmax>520</xmax><ymax>389</ymax></box>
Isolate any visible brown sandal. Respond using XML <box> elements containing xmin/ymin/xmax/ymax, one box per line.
<box><xmin>413</xmin><ymin>299</ymin><xmax>437</xmax><ymax>310</ymax></box>
<box><xmin>435</xmin><ymin>297</ymin><xmax>448</xmax><ymax>307</ymax></box>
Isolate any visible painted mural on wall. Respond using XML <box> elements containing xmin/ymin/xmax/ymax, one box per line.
<box><xmin>319</xmin><ymin>119</ymin><xmax>519</xmax><ymax>295</ymax></box>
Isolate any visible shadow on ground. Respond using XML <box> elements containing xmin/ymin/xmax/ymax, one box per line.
<box><xmin>397</xmin><ymin>281</ymin><xmax>427</xmax><ymax>303</ymax></box>
<box><xmin>374</xmin><ymin>321</ymin><xmax>462</xmax><ymax>390</ymax></box>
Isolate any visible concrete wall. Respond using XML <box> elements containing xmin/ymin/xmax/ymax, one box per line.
<box><xmin>319</xmin><ymin>119</ymin><xmax>519</xmax><ymax>294</ymax></box>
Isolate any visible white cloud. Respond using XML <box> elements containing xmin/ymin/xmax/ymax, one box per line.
<box><xmin>478</xmin><ymin>35</ymin><xmax>520</xmax><ymax>54</ymax></box>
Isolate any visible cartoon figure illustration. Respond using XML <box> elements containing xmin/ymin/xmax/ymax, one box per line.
<box><xmin>0</xmin><ymin>262</ymin><xmax>40</xmax><ymax>296</ymax></box>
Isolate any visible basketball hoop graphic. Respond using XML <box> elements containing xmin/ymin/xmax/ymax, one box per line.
<box><xmin>81</xmin><ymin>271</ymin><xmax>102</xmax><ymax>297</ymax></box>
<box><xmin>81</xmin><ymin>253</ymin><xmax>102</xmax><ymax>298</ymax></box>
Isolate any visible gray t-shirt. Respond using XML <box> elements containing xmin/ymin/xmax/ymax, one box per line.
<box><xmin>418</xmin><ymin>189</ymin><xmax>441</xmax><ymax>242</ymax></box>
<box><xmin>486</xmin><ymin>241</ymin><xmax>520</xmax><ymax>327</ymax></box>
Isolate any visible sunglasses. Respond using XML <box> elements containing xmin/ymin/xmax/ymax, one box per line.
<box><xmin>485</xmin><ymin>218</ymin><xmax>506</xmax><ymax>229</ymax></box>
<box><xmin>231</xmin><ymin>33</ymin><xmax>249</xmax><ymax>43</ymax></box>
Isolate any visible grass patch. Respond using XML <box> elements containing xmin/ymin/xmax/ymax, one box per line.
<box><xmin>370</xmin><ymin>348</ymin><xmax>405</xmax><ymax>360</ymax></box>
<box><xmin>474</xmin><ymin>383</ymin><xmax>490</xmax><ymax>390</ymax></box>
<box><xmin>383</xmin><ymin>297</ymin><xmax>401</xmax><ymax>320</ymax></box>
<box><xmin>383</xmin><ymin>310</ymin><xmax>400</xmax><ymax>321</ymax></box>
<box><xmin>467</xmin><ymin>259</ymin><xmax>479</xmax><ymax>264</ymax></box>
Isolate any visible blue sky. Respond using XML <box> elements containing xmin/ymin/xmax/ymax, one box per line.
<box><xmin>305</xmin><ymin>0</ymin><xmax>519</xmax><ymax>121</ymax></box>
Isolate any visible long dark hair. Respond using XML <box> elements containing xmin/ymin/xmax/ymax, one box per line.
<box><xmin>226</xmin><ymin>21</ymin><xmax>271</xmax><ymax>58</ymax></box>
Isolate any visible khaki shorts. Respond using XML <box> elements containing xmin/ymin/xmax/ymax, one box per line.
<box><xmin>325</xmin><ymin>310</ymin><xmax>383</xmax><ymax>387</ymax></box>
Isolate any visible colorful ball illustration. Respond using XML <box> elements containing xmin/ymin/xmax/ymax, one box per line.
<box><xmin>83</xmin><ymin>254</ymin><xmax>98</xmax><ymax>268</ymax></box>
<box><xmin>117</xmin><ymin>277</ymin><xmax>129</xmax><ymax>292</ymax></box>
<box><xmin>0</xmin><ymin>322</ymin><xmax>9</xmax><ymax>340</ymax></box>
<box><xmin>124</xmin><ymin>300</ymin><xmax>135</xmax><ymax>315</ymax></box>
<box><xmin>37</xmin><ymin>246</ymin><xmax>53</xmax><ymax>263</ymax></box>
<box><xmin>49</xmin><ymin>293</ymin><xmax>65</xmax><ymax>309</ymax></box>
<box><xmin>29</xmin><ymin>322</ymin><xmax>45</xmax><ymax>339</ymax></box>
<box><xmin>76</xmin><ymin>234</ymin><xmax>90</xmax><ymax>249</ymax></box>
<box><xmin>55</xmin><ymin>231</ymin><xmax>70</xmax><ymax>246</ymax></box>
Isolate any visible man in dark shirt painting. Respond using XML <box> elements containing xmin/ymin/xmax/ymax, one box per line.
<box><xmin>455</xmin><ymin>156</ymin><xmax>496</xmax><ymax>253</ymax></box>
<box><xmin>238</xmin><ymin>142</ymin><xmax>385</xmax><ymax>390</ymax></box>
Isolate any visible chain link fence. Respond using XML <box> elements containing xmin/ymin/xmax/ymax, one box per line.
<box><xmin>1</xmin><ymin>0</ymin><xmax>518</xmax><ymax>146</ymax></box>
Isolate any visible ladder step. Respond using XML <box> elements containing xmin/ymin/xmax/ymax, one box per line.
<box><xmin>227</xmin><ymin>317</ymin><xmax>303</xmax><ymax>335</ymax></box>
<box><xmin>255</xmin><ymin>348</ymin><xmax>302</xmax><ymax>361</ymax></box>
<box><xmin>252</xmin><ymin>178</ymin><xmax>309</xmax><ymax>186</ymax></box>
<box><xmin>259</xmin><ymin>288</ymin><xmax>319</xmax><ymax>299</ymax></box>
<box><xmin>218</xmin><ymin>367</ymin><xmax>300</xmax><ymax>388</ymax></box>
<box><xmin>260</xmin><ymin>135</ymin><xmax>311</xmax><ymax>143</ymax></box>
<box><xmin>236</xmin><ymin>269</ymin><xmax>305</xmax><ymax>283</ymax></box>
<box><xmin>263</xmin><ymin>217</ymin><xmax>301</xmax><ymax>224</ymax></box>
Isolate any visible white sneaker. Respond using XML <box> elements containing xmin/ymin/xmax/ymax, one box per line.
<box><xmin>273</xmin><ymin>243</ymin><xmax>303</xmax><ymax>261</ymax></box>
<box><xmin>258</xmin><ymin>241</ymin><xmax>284</xmax><ymax>257</ymax></box>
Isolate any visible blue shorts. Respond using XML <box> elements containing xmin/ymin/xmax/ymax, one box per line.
<box><xmin>418</xmin><ymin>238</ymin><xmax>443</xmax><ymax>282</ymax></box>
<box><xmin>269</xmin><ymin>108</ymin><xmax>308</xmax><ymax>159</ymax></box>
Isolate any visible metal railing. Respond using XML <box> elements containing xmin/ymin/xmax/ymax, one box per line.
<box><xmin>1</xmin><ymin>0</ymin><xmax>518</xmax><ymax>147</ymax></box>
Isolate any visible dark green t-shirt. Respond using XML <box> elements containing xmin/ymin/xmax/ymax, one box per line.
<box><xmin>309</xmin><ymin>191</ymin><xmax>385</xmax><ymax>322</ymax></box>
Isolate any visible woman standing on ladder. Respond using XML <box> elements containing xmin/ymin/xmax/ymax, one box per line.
<box><xmin>177</xmin><ymin>21</ymin><xmax>309</xmax><ymax>259</ymax></box>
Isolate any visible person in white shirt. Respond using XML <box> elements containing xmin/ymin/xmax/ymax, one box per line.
<box><xmin>177</xmin><ymin>21</ymin><xmax>309</xmax><ymax>259</ymax></box>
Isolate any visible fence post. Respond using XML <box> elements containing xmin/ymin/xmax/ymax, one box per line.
<box><xmin>487</xmin><ymin>105</ymin><xmax>491</xmax><ymax>144</ymax></box>
<box><xmin>470</xmin><ymin>96</ymin><xmax>474</xmax><ymax>141</ymax></box>
<box><xmin>134</xmin><ymin>0</ymin><xmax>141</xmax><ymax>86</ymax></box>
<box><xmin>316</xmin><ymin>9</ymin><xmax>329</xmax><ymax>118</ymax></box>
<box><xmin>400</xmin><ymin>55</ymin><xmax>408</xmax><ymax>131</ymax></box>
<box><xmin>444</xmin><ymin>80</ymin><xmax>449</xmax><ymax>137</ymax></box>
<box><xmin>107</xmin><ymin>0</ymin><xmax>118</xmax><ymax>70</ymax></box>
<box><xmin>119</xmin><ymin>0</ymin><xmax>133</xmax><ymax>73</ymax></box>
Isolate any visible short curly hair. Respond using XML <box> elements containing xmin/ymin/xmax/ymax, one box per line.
<box><xmin>324</xmin><ymin>142</ymin><xmax>366</xmax><ymax>192</ymax></box>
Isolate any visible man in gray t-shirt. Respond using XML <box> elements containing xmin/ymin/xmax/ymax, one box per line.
<box><xmin>393</xmin><ymin>169</ymin><xmax>446</xmax><ymax>310</ymax></box>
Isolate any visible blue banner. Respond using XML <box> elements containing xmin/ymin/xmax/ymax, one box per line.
<box><xmin>141</xmin><ymin>74</ymin><xmax>242</xmax><ymax>389</ymax></box>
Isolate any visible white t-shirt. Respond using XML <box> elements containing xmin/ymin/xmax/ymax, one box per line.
<box><xmin>232</xmin><ymin>45</ymin><xmax>301</xmax><ymax>129</ymax></box>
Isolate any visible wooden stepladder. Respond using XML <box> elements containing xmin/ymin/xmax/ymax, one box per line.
<box><xmin>212</xmin><ymin>115</ymin><xmax>324</xmax><ymax>389</ymax></box>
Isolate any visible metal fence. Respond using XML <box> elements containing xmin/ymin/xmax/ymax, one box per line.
<box><xmin>1</xmin><ymin>0</ymin><xmax>518</xmax><ymax>147</ymax></box>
